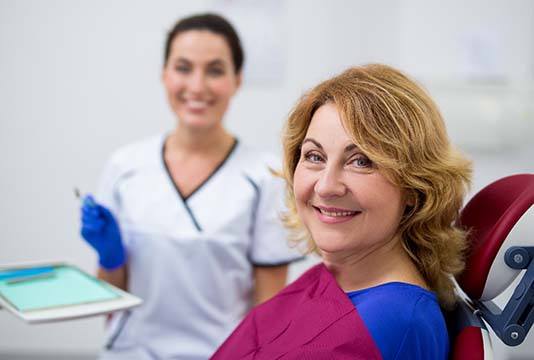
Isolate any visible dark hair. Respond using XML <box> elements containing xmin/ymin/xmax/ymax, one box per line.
<box><xmin>164</xmin><ymin>13</ymin><xmax>244</xmax><ymax>73</ymax></box>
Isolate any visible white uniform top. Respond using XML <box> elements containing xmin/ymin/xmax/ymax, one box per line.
<box><xmin>96</xmin><ymin>134</ymin><xmax>302</xmax><ymax>360</ymax></box>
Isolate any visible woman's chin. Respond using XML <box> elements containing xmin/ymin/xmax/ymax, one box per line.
<box><xmin>179</xmin><ymin>118</ymin><xmax>219</xmax><ymax>132</ymax></box>
<box><xmin>314</xmin><ymin>240</ymin><xmax>352</xmax><ymax>255</ymax></box>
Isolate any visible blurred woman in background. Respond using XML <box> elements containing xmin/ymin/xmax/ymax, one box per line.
<box><xmin>80</xmin><ymin>13</ymin><xmax>301</xmax><ymax>360</ymax></box>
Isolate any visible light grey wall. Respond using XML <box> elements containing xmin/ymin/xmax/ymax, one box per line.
<box><xmin>0</xmin><ymin>0</ymin><xmax>532</xmax><ymax>359</ymax></box>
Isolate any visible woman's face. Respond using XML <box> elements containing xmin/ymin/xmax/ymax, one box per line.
<box><xmin>162</xmin><ymin>30</ymin><xmax>241</xmax><ymax>131</ymax></box>
<box><xmin>293</xmin><ymin>103</ymin><xmax>407</xmax><ymax>257</ymax></box>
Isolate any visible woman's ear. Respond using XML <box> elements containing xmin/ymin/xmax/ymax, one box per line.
<box><xmin>402</xmin><ymin>190</ymin><xmax>418</xmax><ymax>220</ymax></box>
<box><xmin>405</xmin><ymin>189</ymin><xmax>417</xmax><ymax>207</ymax></box>
<box><xmin>235</xmin><ymin>71</ymin><xmax>243</xmax><ymax>90</ymax></box>
<box><xmin>161</xmin><ymin>69</ymin><xmax>167</xmax><ymax>84</ymax></box>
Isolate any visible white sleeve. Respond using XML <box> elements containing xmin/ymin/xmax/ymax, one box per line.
<box><xmin>248</xmin><ymin>163</ymin><xmax>303</xmax><ymax>266</ymax></box>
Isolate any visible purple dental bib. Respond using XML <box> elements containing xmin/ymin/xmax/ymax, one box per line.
<box><xmin>211</xmin><ymin>263</ymin><xmax>382</xmax><ymax>360</ymax></box>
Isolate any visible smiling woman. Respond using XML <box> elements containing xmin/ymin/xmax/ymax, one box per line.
<box><xmin>294</xmin><ymin>104</ymin><xmax>409</xmax><ymax>261</ymax></box>
<box><xmin>212</xmin><ymin>64</ymin><xmax>472</xmax><ymax>360</ymax></box>
<box><xmin>77</xmin><ymin>13</ymin><xmax>302</xmax><ymax>360</ymax></box>
<box><xmin>162</xmin><ymin>29</ymin><xmax>241</xmax><ymax>133</ymax></box>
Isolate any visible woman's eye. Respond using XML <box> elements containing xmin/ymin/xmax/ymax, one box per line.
<box><xmin>303</xmin><ymin>152</ymin><xmax>323</xmax><ymax>163</ymax></box>
<box><xmin>351</xmin><ymin>155</ymin><xmax>372</xmax><ymax>168</ymax></box>
<box><xmin>175</xmin><ymin>66</ymin><xmax>190</xmax><ymax>73</ymax></box>
<box><xmin>207</xmin><ymin>67</ymin><xmax>225</xmax><ymax>76</ymax></box>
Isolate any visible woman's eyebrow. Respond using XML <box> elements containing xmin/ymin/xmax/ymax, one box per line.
<box><xmin>207</xmin><ymin>59</ymin><xmax>226</xmax><ymax>67</ymax></box>
<box><xmin>174</xmin><ymin>57</ymin><xmax>191</xmax><ymax>65</ymax></box>
<box><xmin>344</xmin><ymin>144</ymin><xmax>358</xmax><ymax>153</ymax></box>
<box><xmin>302</xmin><ymin>138</ymin><xmax>322</xmax><ymax>149</ymax></box>
<box><xmin>303</xmin><ymin>138</ymin><xmax>359</xmax><ymax>153</ymax></box>
<box><xmin>173</xmin><ymin>58</ymin><xmax>227</xmax><ymax>68</ymax></box>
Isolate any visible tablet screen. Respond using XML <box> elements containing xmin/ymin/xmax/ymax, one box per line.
<box><xmin>0</xmin><ymin>265</ymin><xmax>120</xmax><ymax>312</ymax></box>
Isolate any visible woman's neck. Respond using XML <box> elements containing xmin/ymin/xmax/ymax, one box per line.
<box><xmin>322</xmin><ymin>237</ymin><xmax>427</xmax><ymax>292</ymax></box>
<box><xmin>167</xmin><ymin>123</ymin><xmax>234</xmax><ymax>155</ymax></box>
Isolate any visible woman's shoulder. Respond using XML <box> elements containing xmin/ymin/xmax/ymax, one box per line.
<box><xmin>349</xmin><ymin>282</ymin><xmax>443</xmax><ymax>327</ymax></box>
<box><xmin>348</xmin><ymin>283</ymin><xmax>448</xmax><ymax>360</ymax></box>
<box><xmin>233</xmin><ymin>141</ymin><xmax>280</xmax><ymax>165</ymax></box>
<box><xmin>351</xmin><ymin>282</ymin><xmax>444</xmax><ymax>326</ymax></box>
<box><xmin>233</xmin><ymin>141</ymin><xmax>283</xmax><ymax>182</ymax></box>
<box><xmin>110</xmin><ymin>134</ymin><xmax>164</xmax><ymax>162</ymax></box>
<box><xmin>349</xmin><ymin>281</ymin><xmax>437</xmax><ymax>304</ymax></box>
<box><xmin>106</xmin><ymin>134</ymin><xmax>164</xmax><ymax>168</ymax></box>
<box><xmin>99</xmin><ymin>134</ymin><xmax>165</xmax><ymax>185</ymax></box>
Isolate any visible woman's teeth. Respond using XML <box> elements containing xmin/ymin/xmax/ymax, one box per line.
<box><xmin>186</xmin><ymin>100</ymin><xmax>209</xmax><ymax>109</ymax></box>
<box><xmin>319</xmin><ymin>208</ymin><xmax>358</xmax><ymax>217</ymax></box>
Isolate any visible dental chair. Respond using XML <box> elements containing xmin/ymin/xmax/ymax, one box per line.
<box><xmin>448</xmin><ymin>174</ymin><xmax>534</xmax><ymax>359</ymax></box>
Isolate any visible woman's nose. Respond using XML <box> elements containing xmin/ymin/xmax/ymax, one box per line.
<box><xmin>188</xmin><ymin>71</ymin><xmax>207</xmax><ymax>94</ymax></box>
<box><xmin>314</xmin><ymin>166</ymin><xmax>347</xmax><ymax>198</ymax></box>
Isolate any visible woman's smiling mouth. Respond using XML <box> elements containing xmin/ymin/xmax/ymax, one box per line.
<box><xmin>312</xmin><ymin>205</ymin><xmax>361</xmax><ymax>224</ymax></box>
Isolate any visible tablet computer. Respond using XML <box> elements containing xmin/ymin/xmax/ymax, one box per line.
<box><xmin>0</xmin><ymin>261</ymin><xmax>142</xmax><ymax>324</ymax></box>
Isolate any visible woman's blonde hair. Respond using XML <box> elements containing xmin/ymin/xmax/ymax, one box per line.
<box><xmin>282</xmin><ymin>64</ymin><xmax>472</xmax><ymax>308</ymax></box>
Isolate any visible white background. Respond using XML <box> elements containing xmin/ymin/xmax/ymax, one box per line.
<box><xmin>0</xmin><ymin>0</ymin><xmax>533</xmax><ymax>359</ymax></box>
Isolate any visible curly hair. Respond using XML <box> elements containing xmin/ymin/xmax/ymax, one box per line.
<box><xmin>282</xmin><ymin>64</ymin><xmax>472</xmax><ymax>308</ymax></box>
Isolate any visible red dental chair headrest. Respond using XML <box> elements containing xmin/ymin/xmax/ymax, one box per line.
<box><xmin>457</xmin><ymin>173</ymin><xmax>534</xmax><ymax>301</ymax></box>
<box><xmin>449</xmin><ymin>173</ymin><xmax>534</xmax><ymax>360</ymax></box>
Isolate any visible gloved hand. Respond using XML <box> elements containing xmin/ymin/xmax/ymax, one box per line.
<box><xmin>80</xmin><ymin>195</ymin><xmax>126</xmax><ymax>270</ymax></box>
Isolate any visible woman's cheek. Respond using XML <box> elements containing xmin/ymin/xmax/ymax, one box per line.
<box><xmin>293</xmin><ymin>165</ymin><xmax>311</xmax><ymax>207</ymax></box>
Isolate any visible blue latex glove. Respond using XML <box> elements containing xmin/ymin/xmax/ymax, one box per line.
<box><xmin>80</xmin><ymin>195</ymin><xmax>126</xmax><ymax>270</ymax></box>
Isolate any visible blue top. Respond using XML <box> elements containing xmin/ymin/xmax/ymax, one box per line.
<box><xmin>347</xmin><ymin>282</ymin><xmax>449</xmax><ymax>360</ymax></box>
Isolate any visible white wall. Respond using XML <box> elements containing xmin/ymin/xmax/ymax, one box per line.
<box><xmin>0</xmin><ymin>0</ymin><xmax>532</xmax><ymax>358</ymax></box>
